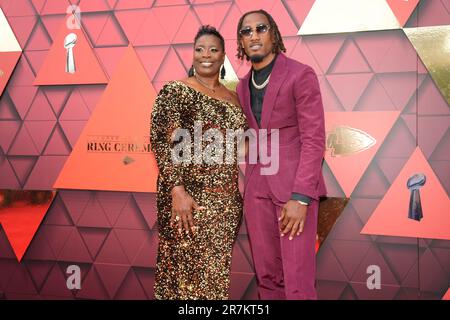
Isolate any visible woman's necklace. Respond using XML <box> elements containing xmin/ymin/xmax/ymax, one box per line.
<box><xmin>252</xmin><ymin>71</ymin><xmax>271</xmax><ymax>90</ymax></box>
<box><xmin>195</xmin><ymin>75</ymin><xmax>221</xmax><ymax>93</ymax></box>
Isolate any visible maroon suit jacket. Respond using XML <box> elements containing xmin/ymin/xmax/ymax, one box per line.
<box><xmin>236</xmin><ymin>53</ymin><xmax>327</xmax><ymax>202</ymax></box>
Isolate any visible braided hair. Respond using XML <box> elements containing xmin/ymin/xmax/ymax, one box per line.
<box><xmin>236</xmin><ymin>10</ymin><xmax>286</xmax><ymax>61</ymax></box>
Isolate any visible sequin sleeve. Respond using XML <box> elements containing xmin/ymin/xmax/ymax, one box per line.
<box><xmin>150</xmin><ymin>82</ymin><xmax>184</xmax><ymax>189</ymax></box>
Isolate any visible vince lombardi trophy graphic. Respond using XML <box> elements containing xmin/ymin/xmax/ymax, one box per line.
<box><xmin>64</xmin><ymin>33</ymin><xmax>77</xmax><ymax>74</ymax></box>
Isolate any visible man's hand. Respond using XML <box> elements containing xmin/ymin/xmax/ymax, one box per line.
<box><xmin>279</xmin><ymin>200</ymin><xmax>308</xmax><ymax>240</ymax></box>
<box><xmin>171</xmin><ymin>186</ymin><xmax>205</xmax><ymax>236</ymax></box>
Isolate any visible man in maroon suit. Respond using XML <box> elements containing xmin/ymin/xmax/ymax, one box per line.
<box><xmin>236</xmin><ymin>10</ymin><xmax>326</xmax><ymax>300</ymax></box>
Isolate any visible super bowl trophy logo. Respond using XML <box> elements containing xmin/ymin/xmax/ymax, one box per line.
<box><xmin>64</xmin><ymin>33</ymin><xmax>77</xmax><ymax>74</ymax></box>
<box><xmin>407</xmin><ymin>173</ymin><xmax>426</xmax><ymax>221</ymax></box>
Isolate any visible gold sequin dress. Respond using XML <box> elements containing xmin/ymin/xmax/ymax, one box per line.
<box><xmin>150</xmin><ymin>80</ymin><xmax>248</xmax><ymax>300</ymax></box>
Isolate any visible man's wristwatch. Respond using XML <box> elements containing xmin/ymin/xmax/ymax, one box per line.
<box><xmin>297</xmin><ymin>200</ymin><xmax>309</xmax><ymax>206</ymax></box>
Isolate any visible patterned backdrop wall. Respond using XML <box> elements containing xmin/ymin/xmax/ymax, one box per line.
<box><xmin>0</xmin><ymin>0</ymin><xmax>449</xmax><ymax>300</ymax></box>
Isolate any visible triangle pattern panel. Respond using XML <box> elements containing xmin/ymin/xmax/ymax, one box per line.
<box><xmin>42</xmin><ymin>193</ymin><xmax>74</xmax><ymax>226</ymax></box>
<box><xmin>316</xmin><ymin>241</ymin><xmax>348</xmax><ymax>282</ymax></box>
<box><xmin>7</xmin><ymin>85</ymin><xmax>38</xmax><ymax>120</ymax></box>
<box><xmin>77</xmin><ymin>196</ymin><xmax>111</xmax><ymax>228</ymax></box>
<box><xmin>0</xmin><ymin>52</ymin><xmax>22</xmax><ymax>97</ymax></box>
<box><xmin>153</xmin><ymin>46</ymin><xmax>188</xmax><ymax>82</ymax></box>
<box><xmin>24</xmin><ymin>20</ymin><xmax>52</xmax><ymax>51</ymax></box>
<box><xmin>8</xmin><ymin>123</ymin><xmax>40</xmax><ymax>156</ymax></box>
<box><xmin>34</xmin><ymin>14</ymin><xmax>109</xmax><ymax>85</ymax></box>
<box><xmin>377</xmin><ymin>242</ymin><xmax>421</xmax><ymax>285</ymax></box>
<box><xmin>405</xmin><ymin>0</ymin><xmax>450</xmax><ymax>28</ymax></box>
<box><xmin>267</xmin><ymin>0</ymin><xmax>299</xmax><ymax>37</ymax></box>
<box><xmin>24</xmin><ymin>260</ymin><xmax>55</xmax><ymax>293</ymax></box>
<box><xmin>114</xmin><ymin>9</ymin><xmax>149</xmax><ymax>46</ymax></box>
<box><xmin>172</xmin><ymin>7</ymin><xmax>201</xmax><ymax>44</ymax></box>
<box><xmin>386</xmin><ymin>0</ymin><xmax>420</xmax><ymax>27</ymax></box>
<box><xmin>152</xmin><ymin>5</ymin><xmax>189</xmax><ymax>43</ymax></box>
<box><xmin>218</xmin><ymin>3</ymin><xmax>242</xmax><ymax>40</ymax></box>
<box><xmin>326</xmin><ymin>201</ymin><xmax>373</xmax><ymax>242</ymax></box>
<box><xmin>95</xmin><ymin>229</ymin><xmax>129</xmax><ymax>265</ymax></box>
<box><xmin>58</xmin><ymin>120</ymin><xmax>86</xmax><ymax>149</ymax></box>
<box><xmin>305</xmin><ymin>33</ymin><xmax>346</xmax><ymax>74</ymax></box>
<box><xmin>42</xmin><ymin>124</ymin><xmax>72</xmax><ymax>156</ymax></box>
<box><xmin>132</xmin><ymin>230</ymin><xmax>157</xmax><ymax>268</ymax></box>
<box><xmin>231</xmin><ymin>240</ymin><xmax>253</xmax><ymax>274</ymax></box>
<box><xmin>283</xmin><ymin>0</ymin><xmax>316</xmax><ymax>27</ymax></box>
<box><xmin>317</xmin><ymin>280</ymin><xmax>347</xmax><ymax>300</ymax></box>
<box><xmin>362</xmin><ymin>147</ymin><xmax>450</xmax><ymax>240</ymax></box>
<box><xmin>132</xmin><ymin>192</ymin><xmax>157</xmax><ymax>230</ymax></box>
<box><xmin>133</xmin><ymin>9</ymin><xmax>170</xmax><ymax>46</ymax></box>
<box><xmin>25</xmin><ymin>90</ymin><xmax>56</xmax><ymax>121</ymax></box>
<box><xmin>0</xmin><ymin>8</ymin><xmax>22</xmax><ymax>52</ymax></box>
<box><xmin>80</xmin><ymin>11</ymin><xmax>111</xmax><ymax>46</ymax></box>
<box><xmin>94</xmin><ymin>263</ymin><xmax>130</xmax><ymax>299</ymax></box>
<box><xmin>350</xmin><ymin>282</ymin><xmax>400</xmax><ymax>300</ymax></box>
<box><xmin>114</xmin><ymin>196</ymin><xmax>148</xmax><ymax>230</ymax></box>
<box><xmin>4</xmin><ymin>15</ymin><xmax>36</xmax><ymax>49</ymax></box>
<box><xmin>0</xmin><ymin>158</ymin><xmax>21</xmax><ymax>189</ymax></box>
<box><xmin>8</xmin><ymin>55</ymin><xmax>35</xmax><ymax>86</ymax></box>
<box><xmin>40</xmin><ymin>0</ymin><xmax>72</xmax><ymax>15</ymax></box>
<box><xmin>134</xmin><ymin>267</ymin><xmax>155</xmax><ymax>300</ymax></box>
<box><xmin>95</xmin><ymin>191</ymin><xmax>131</xmax><ymax>226</ymax></box>
<box><xmin>8</xmin><ymin>156</ymin><xmax>37</xmax><ymax>186</ymax></box>
<box><xmin>377</xmin><ymin>72</ymin><xmax>426</xmax><ymax>112</ymax></box>
<box><xmin>354</xmin><ymin>75</ymin><xmax>397</xmax><ymax>112</ymax></box>
<box><xmin>23</xmin><ymin>155</ymin><xmax>67</xmax><ymax>190</ymax></box>
<box><xmin>402</xmin><ymin>248</ymin><xmax>448</xmax><ymax>293</ymax></box>
<box><xmin>404</xmin><ymin>25</ymin><xmax>450</xmax><ymax>106</ymax></box>
<box><xmin>0</xmin><ymin>95</ymin><xmax>20</xmax><ymax>120</ymax></box>
<box><xmin>328</xmin><ymin>38</ymin><xmax>372</xmax><ymax>74</ymax></box>
<box><xmin>39</xmin><ymin>263</ymin><xmax>74</xmax><ymax>298</ymax></box>
<box><xmin>114</xmin><ymin>0</ymin><xmax>153</xmax><ymax>10</ymax></box>
<box><xmin>114</xmin><ymin>268</ymin><xmax>148</xmax><ymax>300</ymax></box>
<box><xmin>57</xmin><ymin>227</ymin><xmax>92</xmax><ymax>263</ymax></box>
<box><xmin>114</xmin><ymin>229</ymin><xmax>148</xmax><ymax>264</ymax></box>
<box><xmin>234</xmin><ymin>0</ymin><xmax>273</xmax><ymax>13</ymax></box>
<box><xmin>21</xmin><ymin>225</ymin><xmax>56</xmax><ymax>261</ymax></box>
<box><xmin>77</xmin><ymin>0</ymin><xmax>112</xmax><ymax>12</ymax></box>
<box><xmin>54</xmin><ymin>46</ymin><xmax>158</xmax><ymax>193</ymax></box>
<box><xmin>78</xmin><ymin>227</ymin><xmax>110</xmax><ymax>261</ymax></box>
<box><xmin>192</xmin><ymin>1</ymin><xmax>232</xmax><ymax>29</ymax></box>
<box><xmin>5</xmin><ymin>263</ymin><xmax>38</xmax><ymax>295</ymax></box>
<box><xmin>229</xmin><ymin>272</ymin><xmax>254</xmax><ymax>300</ymax></box>
<box><xmin>1</xmin><ymin>0</ymin><xmax>36</xmax><ymax>16</ymax></box>
<box><xmin>289</xmin><ymin>37</ymin><xmax>322</xmax><ymax>76</ymax></box>
<box><xmin>325</xmin><ymin>111</ymin><xmax>399</xmax><ymax>197</ymax></box>
<box><xmin>135</xmin><ymin>45</ymin><xmax>170</xmax><ymax>81</ymax></box>
<box><xmin>298</xmin><ymin>0</ymin><xmax>400</xmax><ymax>35</ymax></box>
<box><xmin>40</xmin><ymin>14</ymin><xmax>66</xmax><ymax>41</ymax></box>
<box><xmin>352</xmin><ymin>161</ymin><xmax>391</xmax><ymax>199</ymax></box>
<box><xmin>0</xmin><ymin>225</ymin><xmax>17</xmax><ymax>259</ymax></box>
<box><xmin>326</xmin><ymin>74</ymin><xmax>373</xmax><ymax>111</ymax></box>
<box><xmin>0</xmin><ymin>119</ymin><xmax>20</xmax><ymax>152</ymax></box>
<box><xmin>94</xmin><ymin>46</ymin><xmax>128</xmax><ymax>79</ymax></box>
<box><xmin>24</xmin><ymin>50</ymin><xmax>50</xmax><ymax>78</ymax></box>
<box><xmin>418</xmin><ymin>116</ymin><xmax>450</xmax><ymax>159</ymax></box>
<box><xmin>330</xmin><ymin>240</ymin><xmax>372</xmax><ymax>281</ymax></box>
<box><xmin>75</xmin><ymin>265</ymin><xmax>109</xmax><ymax>299</ymax></box>
<box><xmin>59</xmin><ymin>87</ymin><xmax>92</xmax><ymax>120</ymax></box>
<box><xmin>94</xmin><ymin>13</ymin><xmax>128</xmax><ymax>47</ymax></box>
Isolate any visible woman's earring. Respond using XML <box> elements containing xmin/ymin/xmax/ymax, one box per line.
<box><xmin>188</xmin><ymin>65</ymin><xmax>195</xmax><ymax>77</ymax></box>
<box><xmin>220</xmin><ymin>64</ymin><xmax>226</xmax><ymax>80</ymax></box>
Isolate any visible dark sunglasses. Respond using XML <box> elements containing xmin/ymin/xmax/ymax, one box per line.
<box><xmin>239</xmin><ymin>24</ymin><xmax>270</xmax><ymax>38</ymax></box>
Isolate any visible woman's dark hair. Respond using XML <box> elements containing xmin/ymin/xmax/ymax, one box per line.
<box><xmin>188</xmin><ymin>25</ymin><xmax>226</xmax><ymax>78</ymax></box>
<box><xmin>236</xmin><ymin>9</ymin><xmax>286</xmax><ymax>61</ymax></box>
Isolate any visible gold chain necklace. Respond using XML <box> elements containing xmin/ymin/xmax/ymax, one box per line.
<box><xmin>195</xmin><ymin>75</ymin><xmax>221</xmax><ymax>93</ymax></box>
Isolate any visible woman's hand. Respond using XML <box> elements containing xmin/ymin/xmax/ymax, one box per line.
<box><xmin>171</xmin><ymin>186</ymin><xmax>205</xmax><ymax>235</ymax></box>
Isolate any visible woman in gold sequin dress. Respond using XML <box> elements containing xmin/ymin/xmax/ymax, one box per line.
<box><xmin>150</xmin><ymin>26</ymin><xmax>248</xmax><ymax>300</ymax></box>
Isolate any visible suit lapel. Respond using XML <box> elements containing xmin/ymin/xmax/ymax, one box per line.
<box><xmin>241</xmin><ymin>70</ymin><xmax>259</xmax><ymax>130</ymax></box>
<box><xmin>260</xmin><ymin>54</ymin><xmax>288</xmax><ymax>129</ymax></box>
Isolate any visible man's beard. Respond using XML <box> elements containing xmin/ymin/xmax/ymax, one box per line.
<box><xmin>249</xmin><ymin>54</ymin><xmax>265</xmax><ymax>63</ymax></box>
